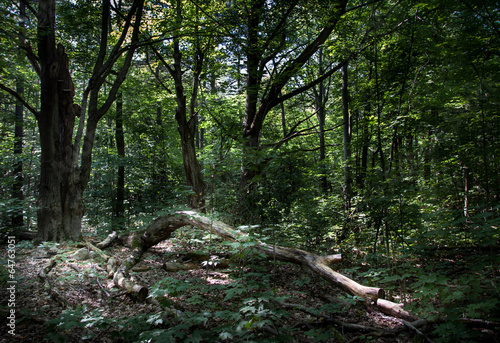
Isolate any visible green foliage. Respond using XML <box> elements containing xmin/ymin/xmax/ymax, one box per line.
<box><xmin>1</xmin><ymin>0</ymin><xmax>499</xmax><ymax>340</ymax></box>
<box><xmin>45</xmin><ymin>305</ymin><xmax>162</xmax><ymax>343</ymax></box>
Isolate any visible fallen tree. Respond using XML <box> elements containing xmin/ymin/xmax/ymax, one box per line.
<box><xmin>102</xmin><ymin>210</ymin><xmax>416</xmax><ymax>321</ymax></box>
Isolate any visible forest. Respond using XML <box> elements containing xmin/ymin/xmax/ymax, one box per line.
<box><xmin>0</xmin><ymin>0</ymin><xmax>499</xmax><ymax>342</ymax></box>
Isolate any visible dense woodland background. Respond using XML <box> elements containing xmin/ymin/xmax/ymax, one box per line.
<box><xmin>0</xmin><ymin>0</ymin><xmax>499</xmax><ymax>342</ymax></box>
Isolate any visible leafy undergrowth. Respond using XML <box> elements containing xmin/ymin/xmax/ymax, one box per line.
<box><xmin>0</xmin><ymin>230</ymin><xmax>499</xmax><ymax>342</ymax></box>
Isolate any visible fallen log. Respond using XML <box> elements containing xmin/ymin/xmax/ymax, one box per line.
<box><xmin>377</xmin><ymin>299</ymin><xmax>417</xmax><ymax>322</ymax></box>
<box><xmin>96</xmin><ymin>231</ymin><xmax>118</xmax><ymax>249</ymax></box>
<box><xmin>112</xmin><ymin>242</ymin><xmax>149</xmax><ymax>301</ymax></box>
<box><xmin>160</xmin><ymin>211</ymin><xmax>381</xmax><ymax>301</ymax></box>
<box><xmin>105</xmin><ymin>211</ymin><xmax>413</xmax><ymax>319</ymax></box>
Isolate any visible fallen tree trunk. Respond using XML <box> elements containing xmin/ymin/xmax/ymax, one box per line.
<box><xmin>112</xmin><ymin>240</ymin><xmax>149</xmax><ymax>301</ymax></box>
<box><xmin>377</xmin><ymin>299</ymin><xmax>417</xmax><ymax>321</ymax></box>
<box><xmin>105</xmin><ymin>211</ymin><xmax>414</xmax><ymax>320</ymax></box>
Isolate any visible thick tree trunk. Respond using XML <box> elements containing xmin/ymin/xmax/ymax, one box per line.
<box><xmin>37</xmin><ymin>0</ymin><xmax>81</xmax><ymax>241</ymax></box>
<box><xmin>239</xmin><ymin>0</ymin><xmax>264</xmax><ymax>204</ymax></box>
<box><xmin>35</xmin><ymin>0</ymin><xmax>144</xmax><ymax>241</ymax></box>
<box><xmin>180</xmin><ymin>130</ymin><xmax>205</xmax><ymax>209</ymax></box>
<box><xmin>105</xmin><ymin>211</ymin><xmax>415</xmax><ymax>321</ymax></box>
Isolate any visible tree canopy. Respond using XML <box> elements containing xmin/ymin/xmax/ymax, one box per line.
<box><xmin>0</xmin><ymin>0</ymin><xmax>499</xmax><ymax>341</ymax></box>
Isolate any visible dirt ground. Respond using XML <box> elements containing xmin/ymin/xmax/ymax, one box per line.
<box><xmin>0</xmin><ymin>232</ymin><xmax>434</xmax><ymax>343</ymax></box>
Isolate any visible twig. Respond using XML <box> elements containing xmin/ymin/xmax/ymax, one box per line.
<box><xmin>271</xmin><ymin>299</ymin><xmax>389</xmax><ymax>333</ymax></box>
<box><xmin>402</xmin><ymin>320</ymin><xmax>434</xmax><ymax>343</ymax></box>
<box><xmin>67</xmin><ymin>263</ymin><xmax>81</xmax><ymax>272</ymax></box>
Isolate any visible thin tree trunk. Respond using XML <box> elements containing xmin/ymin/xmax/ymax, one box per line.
<box><xmin>314</xmin><ymin>48</ymin><xmax>329</xmax><ymax>194</ymax></box>
<box><xmin>13</xmin><ymin>80</ymin><xmax>24</xmax><ymax>229</ymax></box>
<box><xmin>372</xmin><ymin>14</ymin><xmax>386</xmax><ymax>181</ymax></box>
<box><xmin>342</xmin><ymin>62</ymin><xmax>352</xmax><ymax>212</ymax></box>
<box><xmin>356</xmin><ymin>67</ymin><xmax>372</xmax><ymax>190</ymax></box>
<box><xmin>464</xmin><ymin>166</ymin><xmax>469</xmax><ymax>218</ymax></box>
<box><xmin>114</xmin><ymin>92</ymin><xmax>125</xmax><ymax>228</ymax></box>
<box><xmin>341</xmin><ymin>62</ymin><xmax>352</xmax><ymax>240</ymax></box>
<box><xmin>169</xmin><ymin>0</ymin><xmax>205</xmax><ymax>210</ymax></box>
<box><xmin>12</xmin><ymin>1</ymin><xmax>25</xmax><ymax>229</ymax></box>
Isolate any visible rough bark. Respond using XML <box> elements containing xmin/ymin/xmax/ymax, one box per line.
<box><xmin>341</xmin><ymin>62</ymin><xmax>352</xmax><ymax>240</ymax></box>
<box><xmin>37</xmin><ymin>0</ymin><xmax>81</xmax><ymax>240</ymax></box>
<box><xmin>104</xmin><ymin>211</ymin><xmax>414</xmax><ymax>321</ymax></box>
<box><xmin>342</xmin><ymin>62</ymin><xmax>352</xmax><ymax>212</ymax></box>
<box><xmin>35</xmin><ymin>0</ymin><xmax>145</xmax><ymax>242</ymax></box>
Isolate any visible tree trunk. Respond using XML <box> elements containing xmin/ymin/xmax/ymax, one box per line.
<box><xmin>104</xmin><ymin>211</ymin><xmax>415</xmax><ymax>320</ymax></box>
<box><xmin>12</xmin><ymin>1</ymin><xmax>25</xmax><ymax>230</ymax></box>
<box><xmin>341</xmin><ymin>62</ymin><xmax>352</xmax><ymax>240</ymax></box>
<box><xmin>37</xmin><ymin>0</ymin><xmax>81</xmax><ymax>241</ymax></box>
<box><xmin>313</xmin><ymin>48</ymin><xmax>329</xmax><ymax>195</ymax></box>
<box><xmin>114</xmin><ymin>92</ymin><xmax>125</xmax><ymax>229</ymax></box>
<box><xmin>342</xmin><ymin>62</ymin><xmax>352</xmax><ymax>211</ymax></box>
<box><xmin>179</xmin><ymin>123</ymin><xmax>205</xmax><ymax>209</ymax></box>
<box><xmin>238</xmin><ymin>0</ymin><xmax>348</xmax><ymax>208</ymax></box>
<box><xmin>239</xmin><ymin>0</ymin><xmax>264</xmax><ymax>202</ymax></box>
<box><xmin>158</xmin><ymin>0</ymin><xmax>205</xmax><ymax>210</ymax></box>
<box><xmin>36</xmin><ymin>0</ymin><xmax>145</xmax><ymax>242</ymax></box>
<box><xmin>356</xmin><ymin>67</ymin><xmax>372</xmax><ymax>190</ymax></box>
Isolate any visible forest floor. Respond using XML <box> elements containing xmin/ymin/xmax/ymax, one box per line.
<box><xmin>0</xmin><ymin>228</ymin><xmax>497</xmax><ymax>342</ymax></box>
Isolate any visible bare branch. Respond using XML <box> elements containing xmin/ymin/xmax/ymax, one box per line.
<box><xmin>20</xmin><ymin>44</ymin><xmax>41</xmax><ymax>77</ymax></box>
<box><xmin>0</xmin><ymin>83</ymin><xmax>39</xmax><ymax>120</ymax></box>
<box><xmin>18</xmin><ymin>0</ymin><xmax>36</xmax><ymax>16</ymax></box>
<box><xmin>261</xmin><ymin>122</ymin><xmax>343</xmax><ymax>151</ymax></box>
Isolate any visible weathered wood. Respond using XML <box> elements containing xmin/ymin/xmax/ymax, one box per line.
<box><xmin>105</xmin><ymin>211</ymin><xmax>413</xmax><ymax>319</ymax></box>
<box><xmin>111</xmin><ymin>242</ymin><xmax>149</xmax><ymax>300</ymax></box>
<box><xmin>71</xmin><ymin>247</ymin><xmax>90</xmax><ymax>261</ymax></box>
<box><xmin>107</xmin><ymin>257</ymin><xmax>118</xmax><ymax>277</ymax></box>
<box><xmin>96</xmin><ymin>231</ymin><xmax>118</xmax><ymax>249</ymax></box>
<box><xmin>377</xmin><ymin>299</ymin><xmax>417</xmax><ymax>322</ymax></box>
<box><xmin>39</xmin><ymin>255</ymin><xmax>58</xmax><ymax>279</ymax></box>
<box><xmin>171</xmin><ymin>211</ymin><xmax>383</xmax><ymax>301</ymax></box>
<box><xmin>163</xmin><ymin>262</ymin><xmax>199</xmax><ymax>272</ymax></box>
<box><xmin>162</xmin><ymin>259</ymin><xmax>230</xmax><ymax>272</ymax></box>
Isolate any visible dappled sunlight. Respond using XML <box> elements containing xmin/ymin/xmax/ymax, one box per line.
<box><xmin>187</xmin><ymin>269</ymin><xmax>235</xmax><ymax>286</ymax></box>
